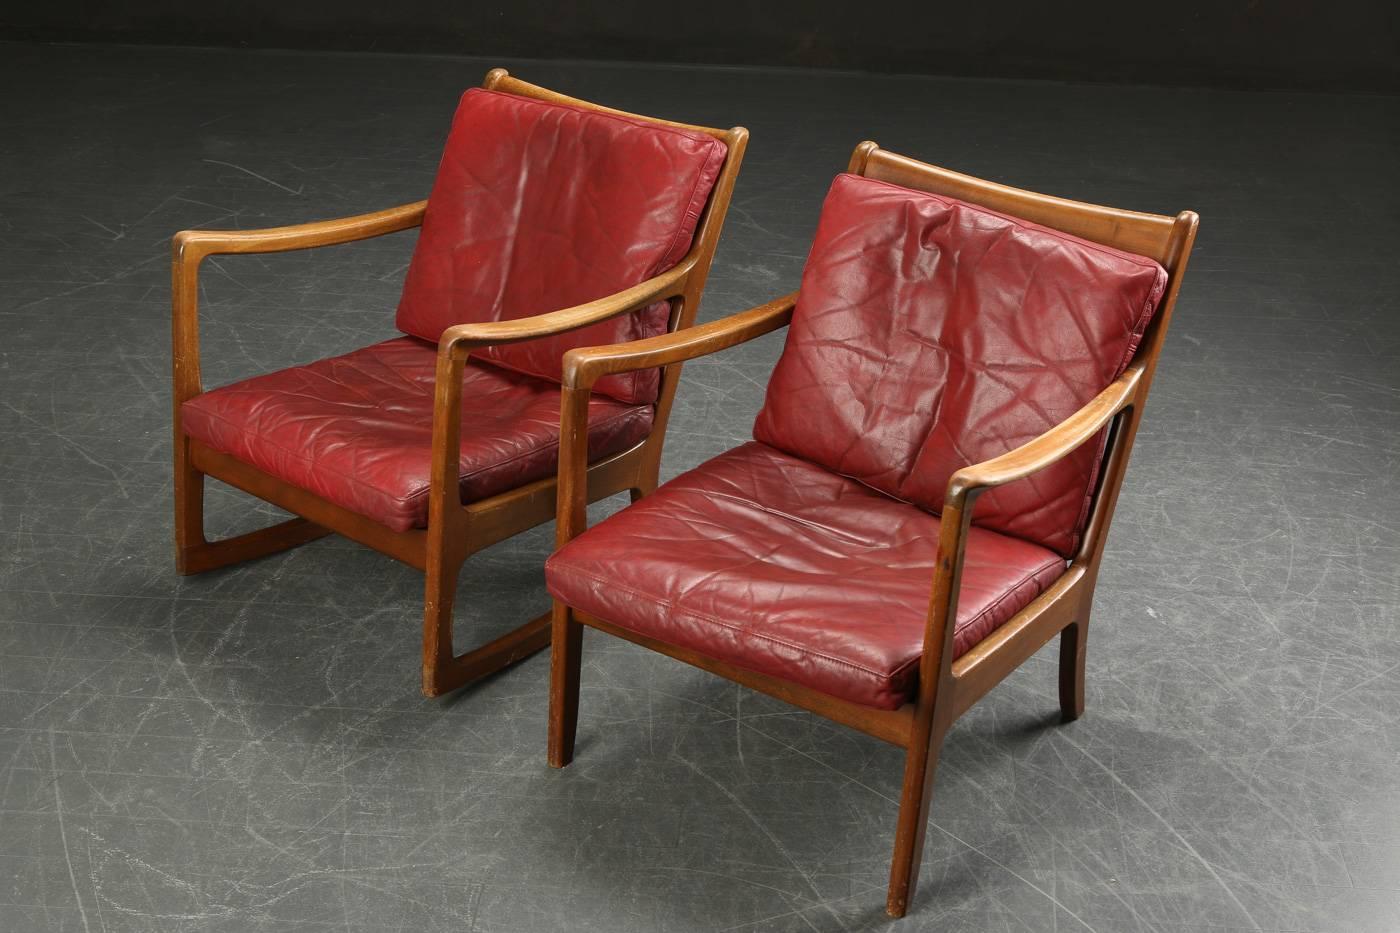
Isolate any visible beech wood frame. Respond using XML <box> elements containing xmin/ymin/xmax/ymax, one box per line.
<box><xmin>171</xmin><ymin>68</ymin><xmax>748</xmax><ymax>697</ymax></box>
<box><xmin>547</xmin><ymin>142</ymin><xmax>1199</xmax><ymax>918</ymax></box>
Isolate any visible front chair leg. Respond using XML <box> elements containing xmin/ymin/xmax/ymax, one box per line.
<box><xmin>419</xmin><ymin>528</ymin><xmax>552</xmax><ymax>698</ymax></box>
<box><xmin>421</xmin><ymin>535</ymin><xmax>467</xmax><ymax>698</ymax></box>
<box><xmin>1059</xmin><ymin>613</ymin><xmax>1089</xmax><ymax>722</ymax></box>
<box><xmin>547</xmin><ymin>602</ymin><xmax>583</xmax><ymax>767</ymax></box>
<box><xmin>886</xmin><ymin>722</ymin><xmax>946</xmax><ymax>918</ymax></box>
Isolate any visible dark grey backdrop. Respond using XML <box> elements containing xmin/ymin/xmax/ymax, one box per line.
<box><xmin>3</xmin><ymin>0</ymin><xmax>1398</xmax><ymax>92</ymax></box>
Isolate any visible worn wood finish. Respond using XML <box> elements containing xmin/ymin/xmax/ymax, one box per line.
<box><xmin>548</xmin><ymin>143</ymin><xmax>1198</xmax><ymax>917</ymax></box>
<box><xmin>171</xmin><ymin>68</ymin><xmax>748</xmax><ymax>697</ymax></box>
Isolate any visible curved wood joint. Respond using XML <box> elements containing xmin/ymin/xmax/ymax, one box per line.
<box><xmin>177</xmin><ymin>517</ymin><xmax>331</xmax><ymax>575</ymax></box>
<box><xmin>422</xmin><ymin>609</ymin><xmax>552</xmax><ymax>698</ymax></box>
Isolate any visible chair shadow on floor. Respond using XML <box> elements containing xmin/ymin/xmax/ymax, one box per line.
<box><xmin>527</xmin><ymin>662</ymin><xmax>1099</xmax><ymax>928</ymax></box>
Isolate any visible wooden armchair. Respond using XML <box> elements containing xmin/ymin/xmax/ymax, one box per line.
<box><xmin>544</xmin><ymin>143</ymin><xmax>1197</xmax><ymax>917</ymax></box>
<box><xmin>171</xmin><ymin>69</ymin><xmax>747</xmax><ymax>696</ymax></box>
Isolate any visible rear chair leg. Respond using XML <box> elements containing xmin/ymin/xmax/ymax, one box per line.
<box><xmin>547</xmin><ymin>602</ymin><xmax>583</xmax><ymax>768</ymax></box>
<box><xmin>886</xmin><ymin>723</ymin><xmax>945</xmax><ymax>918</ymax></box>
<box><xmin>1059</xmin><ymin>616</ymin><xmax>1088</xmax><ymax>722</ymax></box>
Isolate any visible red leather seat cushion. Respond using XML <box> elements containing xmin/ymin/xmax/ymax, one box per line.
<box><xmin>181</xmin><ymin>337</ymin><xmax>653</xmax><ymax>532</ymax></box>
<box><xmin>754</xmin><ymin>174</ymin><xmax>1168</xmax><ymax>557</ymax></box>
<box><xmin>395</xmin><ymin>89</ymin><xmax>727</xmax><ymax>405</ymax></box>
<box><xmin>546</xmin><ymin>442</ymin><xmax>1065</xmax><ymax>710</ymax></box>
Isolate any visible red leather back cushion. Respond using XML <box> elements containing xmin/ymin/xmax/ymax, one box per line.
<box><xmin>396</xmin><ymin>89</ymin><xmax>727</xmax><ymax>404</ymax></box>
<box><xmin>754</xmin><ymin>173</ymin><xmax>1167</xmax><ymax>557</ymax></box>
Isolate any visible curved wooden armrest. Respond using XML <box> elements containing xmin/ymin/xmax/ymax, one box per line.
<box><xmin>944</xmin><ymin>364</ymin><xmax>1145</xmax><ymax>509</ymax></box>
<box><xmin>561</xmin><ymin>292</ymin><xmax>798</xmax><ymax>390</ymax></box>
<box><xmin>170</xmin><ymin>200</ymin><xmax>429</xmax><ymax>404</ymax></box>
<box><xmin>172</xmin><ymin>200</ymin><xmax>427</xmax><ymax>260</ymax></box>
<box><xmin>552</xmin><ymin>292</ymin><xmax>796</xmax><ymax>546</ymax></box>
<box><xmin>437</xmin><ymin>261</ymin><xmax>695</xmax><ymax>361</ymax></box>
<box><xmin>425</xmin><ymin>260</ymin><xmax>701</xmax><ymax>520</ymax></box>
<box><xmin>915</xmin><ymin>363</ymin><xmax>1147</xmax><ymax>689</ymax></box>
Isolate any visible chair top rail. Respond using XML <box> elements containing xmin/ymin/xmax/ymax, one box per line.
<box><xmin>850</xmin><ymin>142</ymin><xmax>1180</xmax><ymax>267</ymax></box>
<box><xmin>485</xmin><ymin>69</ymin><xmax>738</xmax><ymax>143</ymax></box>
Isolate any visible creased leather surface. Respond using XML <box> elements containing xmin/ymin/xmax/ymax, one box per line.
<box><xmin>182</xmin><ymin>337</ymin><xmax>653</xmax><ymax>532</ymax></box>
<box><xmin>395</xmin><ymin>88</ymin><xmax>726</xmax><ymax>405</ymax></box>
<box><xmin>754</xmin><ymin>174</ymin><xmax>1168</xmax><ymax>556</ymax></box>
<box><xmin>546</xmin><ymin>442</ymin><xmax>1065</xmax><ymax>710</ymax></box>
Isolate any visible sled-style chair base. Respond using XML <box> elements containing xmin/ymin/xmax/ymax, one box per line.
<box><xmin>172</xmin><ymin>69</ymin><xmax>747</xmax><ymax>696</ymax></box>
<box><xmin>179</xmin><ymin>434</ymin><xmax>656</xmax><ymax>694</ymax></box>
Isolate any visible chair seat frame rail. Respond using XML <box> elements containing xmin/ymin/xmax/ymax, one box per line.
<box><xmin>546</xmin><ymin>141</ymin><xmax>1198</xmax><ymax>918</ymax></box>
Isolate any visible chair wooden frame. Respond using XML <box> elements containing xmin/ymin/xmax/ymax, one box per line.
<box><xmin>171</xmin><ymin>68</ymin><xmax>748</xmax><ymax>697</ymax></box>
<box><xmin>547</xmin><ymin>142</ymin><xmax>1198</xmax><ymax>917</ymax></box>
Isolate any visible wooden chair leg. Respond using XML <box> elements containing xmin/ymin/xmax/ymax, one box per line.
<box><xmin>629</xmin><ymin>474</ymin><xmax>659</xmax><ymax>504</ymax></box>
<box><xmin>420</xmin><ymin>536</ymin><xmax>552</xmax><ymax>698</ymax></box>
<box><xmin>174</xmin><ymin>442</ymin><xmax>208</xmax><ymax>573</ymax></box>
<box><xmin>886</xmin><ymin>722</ymin><xmax>945</xmax><ymax>918</ymax></box>
<box><xmin>175</xmin><ymin>440</ymin><xmax>330</xmax><ymax>575</ymax></box>
<box><xmin>421</xmin><ymin>542</ymin><xmax>464</xmax><ymax>697</ymax></box>
<box><xmin>629</xmin><ymin>455</ymin><xmax>661</xmax><ymax>503</ymax></box>
<box><xmin>1059</xmin><ymin>615</ymin><xmax>1089</xmax><ymax>722</ymax></box>
<box><xmin>548</xmin><ymin>602</ymin><xmax>583</xmax><ymax>768</ymax></box>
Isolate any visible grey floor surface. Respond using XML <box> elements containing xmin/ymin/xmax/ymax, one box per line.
<box><xmin>1</xmin><ymin>41</ymin><xmax>1398</xmax><ymax>933</ymax></box>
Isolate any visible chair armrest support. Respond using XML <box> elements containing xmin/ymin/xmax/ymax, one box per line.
<box><xmin>561</xmin><ymin>291</ymin><xmax>797</xmax><ymax>390</ymax></box>
<box><xmin>553</xmin><ymin>292</ymin><xmax>797</xmax><ymax>547</ymax></box>
<box><xmin>436</xmin><ymin>261</ymin><xmax>696</xmax><ymax>361</ymax></box>
<box><xmin>427</xmin><ymin>261</ymin><xmax>704</xmax><ymax>523</ymax></box>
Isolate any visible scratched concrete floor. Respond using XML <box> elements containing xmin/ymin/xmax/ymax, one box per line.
<box><xmin>1</xmin><ymin>41</ymin><xmax>1398</xmax><ymax>933</ymax></box>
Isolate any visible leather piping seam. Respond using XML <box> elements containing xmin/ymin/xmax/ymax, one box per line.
<box><xmin>182</xmin><ymin>398</ymin><xmax>652</xmax><ymax>521</ymax></box>
<box><xmin>653</xmin><ymin>137</ymin><xmax>726</xmax><ymax>281</ymax></box>
<box><xmin>1064</xmin><ymin>268</ymin><xmax>1165</xmax><ymax>555</ymax></box>
<box><xmin>551</xmin><ymin>564</ymin><xmax>895</xmax><ymax>680</ymax></box>
<box><xmin>552</xmin><ymin>561</ymin><xmax>969</xmax><ymax>710</ymax></box>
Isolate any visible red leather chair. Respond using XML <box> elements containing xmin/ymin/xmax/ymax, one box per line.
<box><xmin>545</xmin><ymin>143</ymin><xmax>1198</xmax><ymax>917</ymax></box>
<box><xmin>171</xmin><ymin>70</ymin><xmax>747</xmax><ymax>696</ymax></box>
